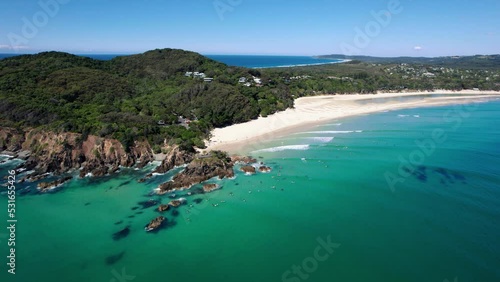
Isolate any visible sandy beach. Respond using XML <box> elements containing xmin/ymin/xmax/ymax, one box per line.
<box><xmin>206</xmin><ymin>90</ymin><xmax>500</xmax><ymax>153</ymax></box>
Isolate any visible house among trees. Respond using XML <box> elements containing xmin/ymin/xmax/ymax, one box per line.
<box><xmin>193</xmin><ymin>72</ymin><xmax>206</xmax><ymax>78</ymax></box>
<box><xmin>239</xmin><ymin>77</ymin><xmax>247</xmax><ymax>83</ymax></box>
<box><xmin>185</xmin><ymin>71</ymin><xmax>207</xmax><ymax>79</ymax></box>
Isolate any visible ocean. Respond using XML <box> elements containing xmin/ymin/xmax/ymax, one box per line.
<box><xmin>1</xmin><ymin>99</ymin><xmax>500</xmax><ymax>282</ymax></box>
<box><xmin>204</xmin><ymin>55</ymin><xmax>344</xmax><ymax>68</ymax></box>
<box><xmin>0</xmin><ymin>53</ymin><xmax>343</xmax><ymax>68</ymax></box>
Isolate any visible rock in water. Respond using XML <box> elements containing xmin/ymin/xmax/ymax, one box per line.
<box><xmin>203</xmin><ymin>183</ymin><xmax>220</xmax><ymax>193</ymax></box>
<box><xmin>168</xmin><ymin>198</ymin><xmax>187</xmax><ymax>208</ymax></box>
<box><xmin>158</xmin><ymin>204</ymin><xmax>170</xmax><ymax>212</ymax></box>
<box><xmin>259</xmin><ymin>166</ymin><xmax>272</xmax><ymax>173</ymax></box>
<box><xmin>37</xmin><ymin>176</ymin><xmax>73</xmax><ymax>192</ymax></box>
<box><xmin>145</xmin><ymin>216</ymin><xmax>166</xmax><ymax>232</ymax></box>
<box><xmin>154</xmin><ymin>146</ymin><xmax>193</xmax><ymax>174</ymax></box>
<box><xmin>158</xmin><ymin>151</ymin><xmax>234</xmax><ymax>194</ymax></box>
<box><xmin>230</xmin><ymin>155</ymin><xmax>257</xmax><ymax>164</ymax></box>
<box><xmin>240</xmin><ymin>166</ymin><xmax>256</xmax><ymax>174</ymax></box>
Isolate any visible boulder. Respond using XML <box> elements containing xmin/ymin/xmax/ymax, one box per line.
<box><xmin>259</xmin><ymin>166</ymin><xmax>272</xmax><ymax>173</ymax></box>
<box><xmin>158</xmin><ymin>204</ymin><xmax>170</xmax><ymax>212</ymax></box>
<box><xmin>145</xmin><ymin>216</ymin><xmax>165</xmax><ymax>232</ymax></box>
<box><xmin>240</xmin><ymin>166</ymin><xmax>256</xmax><ymax>174</ymax></box>
<box><xmin>203</xmin><ymin>183</ymin><xmax>220</xmax><ymax>193</ymax></box>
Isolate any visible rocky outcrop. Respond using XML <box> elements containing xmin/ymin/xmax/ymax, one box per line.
<box><xmin>259</xmin><ymin>166</ymin><xmax>272</xmax><ymax>173</ymax></box>
<box><xmin>0</xmin><ymin>128</ymin><xmax>25</xmax><ymax>152</ymax></box>
<box><xmin>1</xmin><ymin>127</ymin><xmax>154</xmax><ymax>180</ymax></box>
<box><xmin>203</xmin><ymin>183</ymin><xmax>220</xmax><ymax>193</ymax></box>
<box><xmin>168</xmin><ymin>198</ymin><xmax>186</xmax><ymax>208</ymax></box>
<box><xmin>158</xmin><ymin>151</ymin><xmax>234</xmax><ymax>194</ymax></box>
<box><xmin>145</xmin><ymin>216</ymin><xmax>165</xmax><ymax>232</ymax></box>
<box><xmin>158</xmin><ymin>204</ymin><xmax>170</xmax><ymax>212</ymax></box>
<box><xmin>231</xmin><ymin>155</ymin><xmax>257</xmax><ymax>164</ymax></box>
<box><xmin>37</xmin><ymin>176</ymin><xmax>73</xmax><ymax>192</ymax></box>
<box><xmin>154</xmin><ymin>146</ymin><xmax>193</xmax><ymax>174</ymax></box>
<box><xmin>240</xmin><ymin>166</ymin><xmax>256</xmax><ymax>174</ymax></box>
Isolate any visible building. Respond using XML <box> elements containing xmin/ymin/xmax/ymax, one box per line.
<box><xmin>239</xmin><ymin>77</ymin><xmax>247</xmax><ymax>83</ymax></box>
<box><xmin>193</xmin><ymin>72</ymin><xmax>206</xmax><ymax>79</ymax></box>
<box><xmin>185</xmin><ymin>72</ymin><xmax>193</xmax><ymax>77</ymax></box>
<box><xmin>204</xmin><ymin>78</ymin><xmax>214</xmax><ymax>83</ymax></box>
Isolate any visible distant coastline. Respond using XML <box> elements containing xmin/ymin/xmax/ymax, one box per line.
<box><xmin>206</xmin><ymin>90</ymin><xmax>500</xmax><ymax>154</ymax></box>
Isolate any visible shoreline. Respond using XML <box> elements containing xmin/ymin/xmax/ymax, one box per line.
<box><xmin>206</xmin><ymin>90</ymin><xmax>500</xmax><ymax>154</ymax></box>
<box><xmin>253</xmin><ymin>59</ymin><xmax>350</xmax><ymax>69</ymax></box>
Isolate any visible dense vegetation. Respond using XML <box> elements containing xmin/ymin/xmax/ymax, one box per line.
<box><xmin>319</xmin><ymin>54</ymin><xmax>500</xmax><ymax>70</ymax></box>
<box><xmin>1</xmin><ymin>49</ymin><xmax>499</xmax><ymax>152</ymax></box>
<box><xmin>0</xmin><ymin>49</ymin><xmax>293</xmax><ymax>152</ymax></box>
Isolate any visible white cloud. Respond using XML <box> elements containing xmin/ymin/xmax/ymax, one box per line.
<box><xmin>414</xmin><ymin>46</ymin><xmax>423</xmax><ymax>51</ymax></box>
<box><xmin>0</xmin><ymin>44</ymin><xmax>11</xmax><ymax>49</ymax></box>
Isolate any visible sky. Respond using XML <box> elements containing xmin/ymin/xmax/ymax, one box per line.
<box><xmin>0</xmin><ymin>0</ymin><xmax>499</xmax><ymax>56</ymax></box>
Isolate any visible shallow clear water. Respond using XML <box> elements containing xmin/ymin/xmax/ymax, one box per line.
<box><xmin>1</xmin><ymin>100</ymin><xmax>500</xmax><ymax>282</ymax></box>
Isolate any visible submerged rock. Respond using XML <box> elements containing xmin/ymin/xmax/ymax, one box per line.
<box><xmin>137</xmin><ymin>199</ymin><xmax>159</xmax><ymax>209</ymax></box>
<box><xmin>112</xmin><ymin>226</ymin><xmax>131</xmax><ymax>241</ymax></box>
<box><xmin>37</xmin><ymin>176</ymin><xmax>73</xmax><ymax>192</ymax></box>
<box><xmin>105</xmin><ymin>251</ymin><xmax>125</xmax><ymax>265</ymax></box>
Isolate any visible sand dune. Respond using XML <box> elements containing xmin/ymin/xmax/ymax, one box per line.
<box><xmin>206</xmin><ymin>90</ymin><xmax>500</xmax><ymax>153</ymax></box>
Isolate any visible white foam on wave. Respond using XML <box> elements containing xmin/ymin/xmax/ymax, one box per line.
<box><xmin>297</xmin><ymin>130</ymin><xmax>360</xmax><ymax>134</ymax></box>
<box><xmin>305</xmin><ymin>137</ymin><xmax>335</xmax><ymax>143</ymax></box>
<box><xmin>414</xmin><ymin>115</ymin><xmax>420</xmax><ymax>118</ymax></box>
<box><xmin>322</xmin><ymin>123</ymin><xmax>342</xmax><ymax>126</ymax></box>
<box><xmin>398</xmin><ymin>114</ymin><xmax>410</xmax><ymax>118</ymax></box>
<box><xmin>253</xmin><ymin>144</ymin><xmax>310</xmax><ymax>153</ymax></box>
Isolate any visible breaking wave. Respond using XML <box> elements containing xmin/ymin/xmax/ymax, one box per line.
<box><xmin>253</xmin><ymin>145</ymin><xmax>310</xmax><ymax>153</ymax></box>
<box><xmin>304</xmin><ymin>137</ymin><xmax>335</xmax><ymax>143</ymax></box>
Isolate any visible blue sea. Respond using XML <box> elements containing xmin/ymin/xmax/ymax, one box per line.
<box><xmin>1</xmin><ymin>98</ymin><xmax>500</xmax><ymax>282</ymax></box>
<box><xmin>205</xmin><ymin>55</ymin><xmax>344</xmax><ymax>68</ymax></box>
<box><xmin>0</xmin><ymin>53</ymin><xmax>343</xmax><ymax>68</ymax></box>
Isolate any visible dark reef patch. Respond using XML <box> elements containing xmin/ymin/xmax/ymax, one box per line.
<box><xmin>138</xmin><ymin>199</ymin><xmax>159</xmax><ymax>209</ymax></box>
<box><xmin>112</xmin><ymin>226</ymin><xmax>131</xmax><ymax>241</ymax></box>
<box><xmin>105</xmin><ymin>251</ymin><xmax>125</xmax><ymax>265</ymax></box>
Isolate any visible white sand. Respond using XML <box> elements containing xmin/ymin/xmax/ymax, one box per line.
<box><xmin>206</xmin><ymin>90</ymin><xmax>500</xmax><ymax>153</ymax></box>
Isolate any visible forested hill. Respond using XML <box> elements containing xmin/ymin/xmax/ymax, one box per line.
<box><xmin>318</xmin><ymin>54</ymin><xmax>500</xmax><ymax>70</ymax></box>
<box><xmin>0</xmin><ymin>49</ymin><xmax>293</xmax><ymax>151</ymax></box>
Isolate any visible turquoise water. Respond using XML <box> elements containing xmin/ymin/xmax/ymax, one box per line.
<box><xmin>205</xmin><ymin>55</ymin><xmax>344</xmax><ymax>68</ymax></box>
<box><xmin>1</xmin><ymin>100</ymin><xmax>500</xmax><ymax>282</ymax></box>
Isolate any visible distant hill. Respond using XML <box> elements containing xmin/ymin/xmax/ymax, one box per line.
<box><xmin>318</xmin><ymin>54</ymin><xmax>500</xmax><ymax>70</ymax></box>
